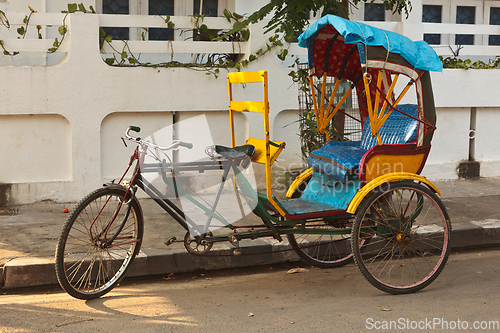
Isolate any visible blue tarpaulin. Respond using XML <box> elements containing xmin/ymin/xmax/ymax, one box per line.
<box><xmin>297</xmin><ymin>15</ymin><xmax>443</xmax><ymax>72</ymax></box>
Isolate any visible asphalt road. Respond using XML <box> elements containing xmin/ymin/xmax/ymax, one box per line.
<box><xmin>1</xmin><ymin>247</ymin><xmax>500</xmax><ymax>332</ymax></box>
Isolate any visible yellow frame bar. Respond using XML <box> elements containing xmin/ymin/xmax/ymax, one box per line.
<box><xmin>309</xmin><ymin>76</ymin><xmax>320</xmax><ymax>127</ymax></box>
<box><xmin>372</xmin><ymin>71</ymin><xmax>383</xmax><ymax>131</ymax></box>
<box><xmin>363</xmin><ymin>74</ymin><xmax>374</xmax><ymax>126</ymax></box>
<box><xmin>228</xmin><ymin>71</ymin><xmax>266</xmax><ymax>83</ymax></box>
<box><xmin>229</xmin><ymin>100</ymin><xmax>266</xmax><ymax>113</ymax></box>
<box><xmin>346</xmin><ymin>172</ymin><xmax>441</xmax><ymax>214</ymax></box>
<box><xmin>321</xmin><ymin>85</ymin><xmax>353</xmax><ymax>129</ymax></box>
<box><xmin>319</xmin><ymin>72</ymin><xmax>328</xmax><ymax>126</ymax></box>
<box><xmin>374</xmin><ymin>74</ymin><xmax>399</xmax><ymax>134</ymax></box>
<box><xmin>227</xmin><ymin>70</ymin><xmax>286</xmax><ymax>216</ymax></box>
<box><xmin>285</xmin><ymin>168</ymin><xmax>313</xmax><ymax>198</ymax></box>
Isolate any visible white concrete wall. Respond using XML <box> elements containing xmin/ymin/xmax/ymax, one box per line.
<box><xmin>1</xmin><ymin>7</ymin><xmax>500</xmax><ymax>203</ymax></box>
<box><xmin>0</xmin><ymin>12</ymin><xmax>301</xmax><ymax>203</ymax></box>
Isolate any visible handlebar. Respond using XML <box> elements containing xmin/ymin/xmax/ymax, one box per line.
<box><xmin>178</xmin><ymin>141</ymin><xmax>193</xmax><ymax>149</ymax></box>
<box><xmin>124</xmin><ymin>126</ymin><xmax>193</xmax><ymax>151</ymax></box>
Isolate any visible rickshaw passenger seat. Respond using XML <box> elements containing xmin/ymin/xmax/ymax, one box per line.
<box><xmin>307</xmin><ymin>104</ymin><xmax>419</xmax><ymax>182</ymax></box>
<box><xmin>360</xmin><ymin>104</ymin><xmax>419</xmax><ymax>151</ymax></box>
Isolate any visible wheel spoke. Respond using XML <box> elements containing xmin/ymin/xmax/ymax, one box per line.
<box><xmin>352</xmin><ymin>181</ymin><xmax>450</xmax><ymax>294</ymax></box>
<box><xmin>55</xmin><ymin>188</ymin><xmax>143</xmax><ymax>300</ymax></box>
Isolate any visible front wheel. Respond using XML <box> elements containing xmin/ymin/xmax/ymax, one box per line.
<box><xmin>351</xmin><ymin>181</ymin><xmax>451</xmax><ymax>294</ymax></box>
<box><xmin>55</xmin><ymin>187</ymin><xmax>143</xmax><ymax>300</ymax></box>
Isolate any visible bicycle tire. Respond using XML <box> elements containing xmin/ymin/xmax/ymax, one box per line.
<box><xmin>287</xmin><ymin>175</ymin><xmax>358</xmax><ymax>268</ymax></box>
<box><xmin>351</xmin><ymin>181</ymin><xmax>451</xmax><ymax>294</ymax></box>
<box><xmin>55</xmin><ymin>186</ymin><xmax>143</xmax><ymax>300</ymax></box>
<box><xmin>288</xmin><ymin>230</ymin><xmax>355</xmax><ymax>268</ymax></box>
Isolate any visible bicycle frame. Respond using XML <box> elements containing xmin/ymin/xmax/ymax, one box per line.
<box><xmin>104</xmin><ymin>138</ymin><xmax>354</xmax><ymax>248</ymax></box>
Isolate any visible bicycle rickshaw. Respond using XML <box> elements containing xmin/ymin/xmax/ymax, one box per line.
<box><xmin>55</xmin><ymin>14</ymin><xmax>451</xmax><ymax>300</ymax></box>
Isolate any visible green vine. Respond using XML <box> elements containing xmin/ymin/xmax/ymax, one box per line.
<box><xmin>0</xmin><ymin>9</ymin><xmax>10</xmax><ymax>28</ymax></box>
<box><xmin>0</xmin><ymin>4</ymin><xmax>87</xmax><ymax>56</ymax></box>
<box><xmin>440</xmin><ymin>56</ymin><xmax>500</xmax><ymax>69</ymax></box>
<box><xmin>98</xmin><ymin>9</ymin><xmax>257</xmax><ymax>77</ymax></box>
<box><xmin>4</xmin><ymin>3</ymin><xmax>500</xmax><ymax>79</ymax></box>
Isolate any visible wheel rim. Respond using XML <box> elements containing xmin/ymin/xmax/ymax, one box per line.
<box><xmin>355</xmin><ymin>185</ymin><xmax>449</xmax><ymax>291</ymax></box>
<box><xmin>61</xmin><ymin>193</ymin><xmax>140</xmax><ymax>296</ymax></box>
<box><xmin>290</xmin><ymin>220</ymin><xmax>364</xmax><ymax>266</ymax></box>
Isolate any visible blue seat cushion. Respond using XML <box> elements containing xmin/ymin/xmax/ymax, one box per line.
<box><xmin>307</xmin><ymin>141</ymin><xmax>366</xmax><ymax>182</ymax></box>
<box><xmin>360</xmin><ymin>104</ymin><xmax>419</xmax><ymax>151</ymax></box>
<box><xmin>308</xmin><ymin>104</ymin><xmax>419</xmax><ymax>182</ymax></box>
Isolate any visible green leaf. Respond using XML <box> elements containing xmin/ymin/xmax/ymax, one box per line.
<box><xmin>89</xmin><ymin>5</ymin><xmax>96</xmax><ymax>13</ymax></box>
<box><xmin>199</xmin><ymin>24</ymin><xmax>208</xmax><ymax>34</ymax></box>
<box><xmin>53</xmin><ymin>38</ymin><xmax>59</xmax><ymax>47</ymax></box>
<box><xmin>121</xmin><ymin>51</ymin><xmax>127</xmax><ymax>60</ymax></box>
<box><xmin>241</xmin><ymin>29</ymin><xmax>250</xmax><ymax>41</ymax></box>
<box><xmin>128</xmin><ymin>57</ymin><xmax>137</xmax><ymax>64</ymax></box>
<box><xmin>167</xmin><ymin>21</ymin><xmax>175</xmax><ymax>29</ymax></box>
<box><xmin>233</xmin><ymin>12</ymin><xmax>243</xmax><ymax>19</ymax></box>
<box><xmin>3</xmin><ymin>50</ymin><xmax>9</xmax><ymax>55</ymax></box>
<box><xmin>17</xmin><ymin>26</ymin><xmax>25</xmax><ymax>36</ymax></box>
<box><xmin>105</xmin><ymin>58</ymin><xmax>115</xmax><ymax>65</ymax></box>
<box><xmin>23</xmin><ymin>16</ymin><xmax>27</xmax><ymax>24</ymax></box>
<box><xmin>223</xmin><ymin>9</ymin><xmax>232</xmax><ymax>22</ymax></box>
<box><xmin>0</xmin><ymin>40</ymin><xmax>3</xmax><ymax>46</ymax></box>
<box><xmin>104</xmin><ymin>35</ymin><xmax>112</xmax><ymax>43</ymax></box>
<box><xmin>284</xmin><ymin>34</ymin><xmax>295</xmax><ymax>43</ymax></box>
<box><xmin>277</xmin><ymin>48</ymin><xmax>288</xmax><ymax>61</ymax></box>
<box><xmin>232</xmin><ymin>21</ymin><xmax>244</xmax><ymax>31</ymax></box>
<box><xmin>249</xmin><ymin>54</ymin><xmax>256</xmax><ymax>62</ymax></box>
<box><xmin>47</xmin><ymin>47</ymin><xmax>57</xmax><ymax>52</ymax></box>
<box><xmin>99</xmin><ymin>28</ymin><xmax>106</xmax><ymax>39</ymax></box>
<box><xmin>78</xmin><ymin>3</ymin><xmax>87</xmax><ymax>13</ymax></box>
<box><xmin>58</xmin><ymin>25</ymin><xmax>67</xmax><ymax>35</ymax></box>
<box><xmin>67</xmin><ymin>3</ymin><xmax>77</xmax><ymax>13</ymax></box>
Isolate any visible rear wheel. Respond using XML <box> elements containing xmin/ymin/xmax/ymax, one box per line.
<box><xmin>288</xmin><ymin>223</ymin><xmax>355</xmax><ymax>268</ymax></box>
<box><xmin>287</xmin><ymin>173</ymin><xmax>359</xmax><ymax>268</ymax></box>
<box><xmin>351</xmin><ymin>181</ymin><xmax>451</xmax><ymax>294</ymax></box>
<box><xmin>55</xmin><ymin>187</ymin><xmax>143</xmax><ymax>300</ymax></box>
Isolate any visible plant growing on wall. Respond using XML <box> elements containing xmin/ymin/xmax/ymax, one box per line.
<box><xmin>0</xmin><ymin>4</ymin><xmax>88</xmax><ymax>56</ymax></box>
<box><xmin>440</xmin><ymin>56</ymin><xmax>500</xmax><ymax>69</ymax></box>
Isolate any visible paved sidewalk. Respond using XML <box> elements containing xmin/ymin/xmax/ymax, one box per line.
<box><xmin>1</xmin><ymin>177</ymin><xmax>500</xmax><ymax>290</ymax></box>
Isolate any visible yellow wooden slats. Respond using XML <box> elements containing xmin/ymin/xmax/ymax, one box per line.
<box><xmin>229</xmin><ymin>100</ymin><xmax>266</xmax><ymax>113</ymax></box>
<box><xmin>227</xmin><ymin>71</ymin><xmax>266</xmax><ymax>84</ymax></box>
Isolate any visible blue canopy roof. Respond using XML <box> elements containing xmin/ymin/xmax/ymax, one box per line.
<box><xmin>298</xmin><ymin>15</ymin><xmax>443</xmax><ymax>72</ymax></box>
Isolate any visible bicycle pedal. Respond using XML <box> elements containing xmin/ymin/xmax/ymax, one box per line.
<box><xmin>233</xmin><ymin>248</ymin><xmax>243</xmax><ymax>256</ymax></box>
<box><xmin>164</xmin><ymin>236</ymin><xmax>177</xmax><ymax>246</ymax></box>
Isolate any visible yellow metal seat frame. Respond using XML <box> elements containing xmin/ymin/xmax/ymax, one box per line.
<box><xmin>227</xmin><ymin>70</ymin><xmax>285</xmax><ymax>216</ymax></box>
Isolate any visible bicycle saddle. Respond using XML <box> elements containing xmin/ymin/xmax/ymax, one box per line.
<box><xmin>215</xmin><ymin>144</ymin><xmax>255</xmax><ymax>159</ymax></box>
